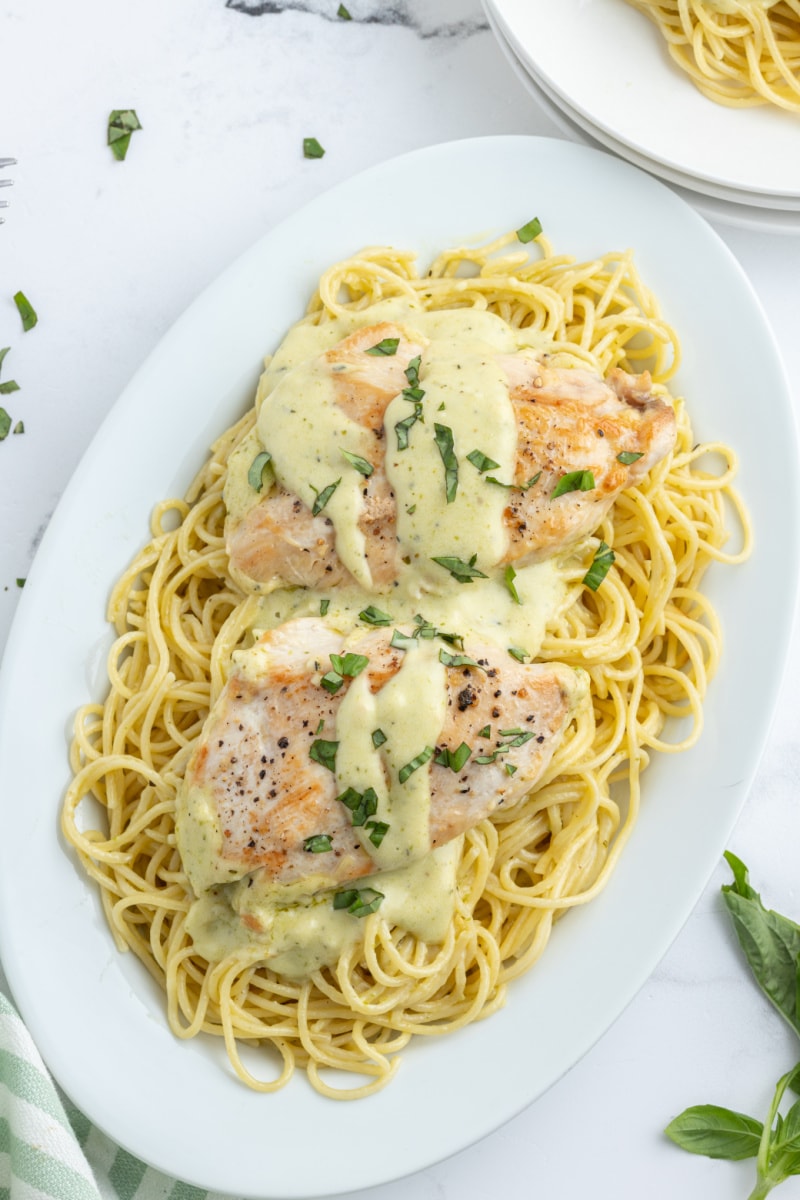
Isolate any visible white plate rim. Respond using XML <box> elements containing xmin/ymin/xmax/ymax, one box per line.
<box><xmin>487</xmin><ymin>0</ymin><xmax>800</xmax><ymax>199</ymax></box>
<box><xmin>0</xmin><ymin>134</ymin><xmax>796</xmax><ymax>1199</ymax></box>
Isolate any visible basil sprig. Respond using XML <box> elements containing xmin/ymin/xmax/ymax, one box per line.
<box><xmin>666</xmin><ymin>854</ymin><xmax>800</xmax><ymax>1197</ymax></box>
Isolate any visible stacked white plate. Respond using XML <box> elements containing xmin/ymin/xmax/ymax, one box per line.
<box><xmin>484</xmin><ymin>0</ymin><xmax>800</xmax><ymax>234</ymax></box>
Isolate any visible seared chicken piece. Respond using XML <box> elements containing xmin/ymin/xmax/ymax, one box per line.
<box><xmin>178</xmin><ymin>617</ymin><xmax>584</xmax><ymax>893</ymax></box>
<box><xmin>225</xmin><ymin>323</ymin><xmax>676</xmax><ymax>591</ymax></box>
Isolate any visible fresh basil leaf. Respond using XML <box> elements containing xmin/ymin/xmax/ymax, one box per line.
<box><xmin>516</xmin><ymin>217</ymin><xmax>543</xmax><ymax>244</ymax></box>
<box><xmin>365</xmin><ymin>337</ymin><xmax>399</xmax><ymax>356</ymax></box>
<box><xmin>366</xmin><ymin>820</ymin><xmax>389</xmax><ymax>848</ymax></box>
<box><xmin>108</xmin><ymin>109</ymin><xmax>142</xmax><ymax>161</ymax></box>
<box><xmin>504</xmin><ymin>563</ymin><xmax>521</xmax><ymax>605</ymax></box>
<box><xmin>583</xmin><ymin>541</ymin><xmax>615</xmax><ymax>592</ymax></box>
<box><xmin>341</xmin><ymin>448</ymin><xmax>374</xmax><ymax>477</ymax></box>
<box><xmin>247</xmin><ymin>450</ymin><xmax>273</xmax><ymax>491</ymax></box>
<box><xmin>309</xmin><ymin>739</ymin><xmax>338</xmax><ymax>771</ymax></box>
<box><xmin>311</xmin><ymin>478</ymin><xmax>341</xmax><ymax>515</ymax></box>
<box><xmin>303</xmin><ymin>136</ymin><xmax>325</xmax><ymax>159</ymax></box>
<box><xmin>551</xmin><ymin>469</ymin><xmax>595</xmax><ymax>499</ymax></box>
<box><xmin>359</xmin><ymin>605</ymin><xmax>392</xmax><ymax>626</ymax></box>
<box><xmin>0</xmin><ymin>380</ymin><xmax>20</xmax><ymax>395</ymax></box>
<box><xmin>15</xmin><ymin>578</ymin><xmax>24</xmax><ymax>588</ymax></box>
<box><xmin>617</xmin><ymin>451</ymin><xmax>644</xmax><ymax>465</ymax></box>
<box><xmin>431</xmin><ymin>555</ymin><xmax>488</xmax><ymax>584</ymax></box>
<box><xmin>13</xmin><ymin>291</ymin><xmax>37</xmax><ymax>332</ymax></box>
<box><xmin>395</xmin><ymin>407</ymin><xmax>422</xmax><ymax>450</ymax></box>
<box><xmin>303</xmin><ymin>834</ymin><xmax>333</xmax><ymax>853</ymax></box>
<box><xmin>466</xmin><ymin>449</ymin><xmax>500</xmax><ymax>474</ymax></box>
<box><xmin>12</xmin><ymin>420</ymin><xmax>23</xmax><ymax>435</ymax></box>
<box><xmin>0</xmin><ymin>347</ymin><xmax>10</xmax><ymax>372</ymax></box>
<box><xmin>0</xmin><ymin>408</ymin><xmax>10</xmax><ymax>440</ymax></box>
<box><xmin>722</xmin><ymin>855</ymin><xmax>800</xmax><ymax>1036</ymax></box>
<box><xmin>398</xmin><ymin>746</ymin><xmax>434</xmax><ymax>784</ymax></box>
<box><xmin>404</xmin><ymin>355</ymin><xmax>421</xmax><ymax>387</ymax></box>
<box><xmin>433</xmin><ymin>423</ymin><xmax>458</xmax><ymax>503</ymax></box>
<box><xmin>665</xmin><ymin>1105</ymin><xmax>763</xmax><ymax>1161</ymax></box>
<box><xmin>330</xmin><ymin>652</ymin><xmax>369</xmax><ymax>679</ymax></box>
<box><xmin>337</xmin><ymin>3</ymin><xmax>352</xmax><ymax>17</ymax></box>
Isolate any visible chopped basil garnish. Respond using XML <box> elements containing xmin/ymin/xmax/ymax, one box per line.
<box><xmin>435</xmin><ymin>742</ymin><xmax>471</xmax><ymax>772</ymax></box>
<box><xmin>439</xmin><ymin>648</ymin><xmax>479</xmax><ymax>669</ymax></box>
<box><xmin>247</xmin><ymin>449</ymin><xmax>272</xmax><ymax>491</ymax></box>
<box><xmin>303</xmin><ymin>136</ymin><xmax>325</xmax><ymax>159</ymax></box>
<box><xmin>315</xmin><ymin>717</ymin><xmax>325</xmax><ymax>734</ymax></box>
<box><xmin>311</xmin><ymin>478</ymin><xmax>341</xmax><ymax>515</ymax></box>
<box><xmin>359</xmin><ymin>604</ymin><xmax>392</xmax><ymax>626</ymax></box>
<box><xmin>0</xmin><ymin>380</ymin><xmax>19</xmax><ymax>395</ymax></box>
<box><xmin>0</xmin><ymin>409</ymin><xmax>10</xmax><ymax>441</ymax></box>
<box><xmin>479</xmin><ymin>724</ymin><xmax>491</xmax><ymax>739</ymax></box>
<box><xmin>337</xmin><ymin>786</ymin><xmax>378</xmax><ymax>827</ymax></box>
<box><xmin>466</xmin><ymin>449</ymin><xmax>500</xmax><ymax>474</ymax></box>
<box><xmin>330</xmin><ymin>652</ymin><xmax>369</xmax><ymax>679</ymax></box>
<box><xmin>303</xmin><ymin>834</ymin><xmax>333</xmax><ymax>853</ymax></box>
<box><xmin>474</xmin><ymin>752</ymin><xmax>500</xmax><ymax>765</ymax></box>
<box><xmin>433</xmin><ymin>423</ymin><xmax>458</xmax><ymax>503</ymax></box>
<box><xmin>390</xmin><ymin>628</ymin><xmax>416</xmax><ymax>652</ymax></box>
<box><xmin>505</xmin><ymin>763</ymin><xmax>518</xmax><ymax>776</ymax></box>
<box><xmin>404</xmin><ymin>355</ymin><xmax>421</xmax><ymax>387</ymax></box>
<box><xmin>12</xmin><ymin>420</ymin><xmax>23</xmax><ymax>435</ymax></box>
<box><xmin>108</xmin><ymin>109</ymin><xmax>142</xmax><ymax>161</ymax></box>
<box><xmin>341</xmin><ymin>448</ymin><xmax>374</xmax><ymax>477</ymax></box>
<box><xmin>13</xmin><ymin>291</ymin><xmax>37</xmax><ymax>332</ymax></box>
<box><xmin>504</xmin><ymin>563</ymin><xmax>522</xmax><ymax>605</ymax></box>
<box><xmin>500</xmin><ymin>728</ymin><xmax>535</xmax><ymax>748</ymax></box>
<box><xmin>551</xmin><ymin>469</ymin><xmax>595</xmax><ymax>499</ymax></box>
<box><xmin>395</xmin><ymin>408</ymin><xmax>422</xmax><ymax>451</ymax></box>
<box><xmin>0</xmin><ymin>348</ymin><xmax>9</xmax><ymax>371</ymax></box>
<box><xmin>617</xmin><ymin>451</ymin><xmax>644</xmax><ymax>465</ymax></box>
<box><xmin>516</xmin><ymin>217</ymin><xmax>542</xmax><ymax>244</ymax></box>
<box><xmin>366</xmin><ymin>820</ymin><xmax>389</xmax><ymax>848</ymax></box>
<box><xmin>486</xmin><ymin>471</ymin><xmax>541</xmax><ymax>491</ymax></box>
<box><xmin>333</xmin><ymin>887</ymin><xmax>384</xmax><ymax>917</ymax></box>
<box><xmin>508</xmin><ymin>646</ymin><xmax>529</xmax><ymax>662</ymax></box>
<box><xmin>366</xmin><ymin>337</ymin><xmax>399</xmax><ymax>356</ymax></box>
<box><xmin>320</xmin><ymin>671</ymin><xmax>344</xmax><ymax>695</ymax></box>
<box><xmin>309</xmin><ymin>738</ymin><xmax>338</xmax><ymax>771</ymax></box>
<box><xmin>320</xmin><ymin>598</ymin><xmax>330</xmax><ymax>616</ymax></box>
<box><xmin>372</xmin><ymin>728</ymin><xmax>387</xmax><ymax>748</ymax></box>
<box><xmin>398</xmin><ymin>745</ymin><xmax>435</xmax><ymax>784</ymax></box>
<box><xmin>583</xmin><ymin>541</ymin><xmax>616</xmax><ymax>591</ymax></box>
<box><xmin>15</xmin><ymin>578</ymin><xmax>24</xmax><ymax>588</ymax></box>
<box><xmin>431</xmin><ymin>555</ymin><xmax>488</xmax><ymax>584</ymax></box>
<box><xmin>337</xmin><ymin>3</ymin><xmax>352</xmax><ymax>17</ymax></box>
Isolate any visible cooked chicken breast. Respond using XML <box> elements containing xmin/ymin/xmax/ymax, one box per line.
<box><xmin>225</xmin><ymin>321</ymin><xmax>676</xmax><ymax>591</ymax></box>
<box><xmin>178</xmin><ymin>617</ymin><xmax>585</xmax><ymax>895</ymax></box>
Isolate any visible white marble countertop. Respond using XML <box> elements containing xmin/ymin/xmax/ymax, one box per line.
<box><xmin>2</xmin><ymin>2</ymin><xmax>800</xmax><ymax>1197</ymax></box>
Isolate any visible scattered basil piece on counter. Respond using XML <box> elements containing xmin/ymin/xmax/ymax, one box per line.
<box><xmin>366</xmin><ymin>337</ymin><xmax>399</xmax><ymax>356</ymax></box>
<box><xmin>337</xmin><ymin>3</ymin><xmax>352</xmax><ymax>17</ymax></box>
<box><xmin>303</xmin><ymin>137</ymin><xmax>325</xmax><ymax>159</ymax></box>
<box><xmin>303</xmin><ymin>834</ymin><xmax>333</xmax><ymax>854</ymax></box>
<box><xmin>666</xmin><ymin>856</ymin><xmax>800</xmax><ymax>1198</ymax></box>
<box><xmin>583</xmin><ymin>542</ymin><xmax>615</xmax><ymax>592</ymax></box>
<box><xmin>108</xmin><ymin>109</ymin><xmax>142</xmax><ymax>161</ymax></box>
<box><xmin>0</xmin><ymin>348</ymin><xmax>9</xmax><ymax>371</ymax></box>
<box><xmin>13</xmin><ymin>291</ymin><xmax>37</xmax><ymax>331</ymax></box>
<box><xmin>15</xmin><ymin>578</ymin><xmax>25</xmax><ymax>588</ymax></box>
<box><xmin>516</xmin><ymin>217</ymin><xmax>542</xmax><ymax>244</ymax></box>
<box><xmin>551</xmin><ymin>469</ymin><xmax>595</xmax><ymax>499</ymax></box>
<box><xmin>12</xmin><ymin>420</ymin><xmax>23</xmax><ymax>435</ymax></box>
<box><xmin>247</xmin><ymin>449</ymin><xmax>272</xmax><ymax>491</ymax></box>
<box><xmin>617</xmin><ymin>451</ymin><xmax>644</xmax><ymax>465</ymax></box>
<box><xmin>0</xmin><ymin>409</ymin><xmax>10</xmax><ymax>440</ymax></box>
<box><xmin>0</xmin><ymin>380</ymin><xmax>19</xmax><ymax>395</ymax></box>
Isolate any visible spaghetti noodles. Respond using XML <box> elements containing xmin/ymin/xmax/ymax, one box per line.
<box><xmin>62</xmin><ymin>229</ymin><xmax>750</xmax><ymax>1099</ymax></box>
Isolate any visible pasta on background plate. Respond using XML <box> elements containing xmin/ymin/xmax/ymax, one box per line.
<box><xmin>62</xmin><ymin>224</ymin><xmax>750</xmax><ymax>1099</ymax></box>
<box><xmin>626</xmin><ymin>0</ymin><xmax>800</xmax><ymax>111</ymax></box>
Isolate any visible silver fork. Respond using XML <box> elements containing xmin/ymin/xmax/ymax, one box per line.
<box><xmin>0</xmin><ymin>159</ymin><xmax>16</xmax><ymax>223</ymax></box>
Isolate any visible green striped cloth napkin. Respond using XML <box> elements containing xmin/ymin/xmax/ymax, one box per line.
<box><xmin>0</xmin><ymin>982</ymin><xmax>218</xmax><ymax>1200</ymax></box>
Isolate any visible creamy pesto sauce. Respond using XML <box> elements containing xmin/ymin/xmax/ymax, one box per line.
<box><xmin>336</xmin><ymin>638</ymin><xmax>447</xmax><ymax>869</ymax></box>
<box><xmin>186</xmin><ymin>838</ymin><xmax>462</xmax><ymax>979</ymax></box>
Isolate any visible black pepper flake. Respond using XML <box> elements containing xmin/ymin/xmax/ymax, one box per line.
<box><xmin>537</xmin><ymin>735</ymin><xmax>545</xmax><ymax>743</ymax></box>
<box><xmin>259</xmin><ymin>769</ymin><xmax>266</xmax><ymax>779</ymax></box>
<box><xmin>492</xmin><ymin>708</ymin><xmax>501</xmax><ymax>719</ymax></box>
<box><xmin>457</xmin><ymin>687</ymin><xmax>476</xmax><ymax>711</ymax></box>
<box><xmin>277</xmin><ymin>736</ymin><xmax>289</xmax><ymax>749</ymax></box>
